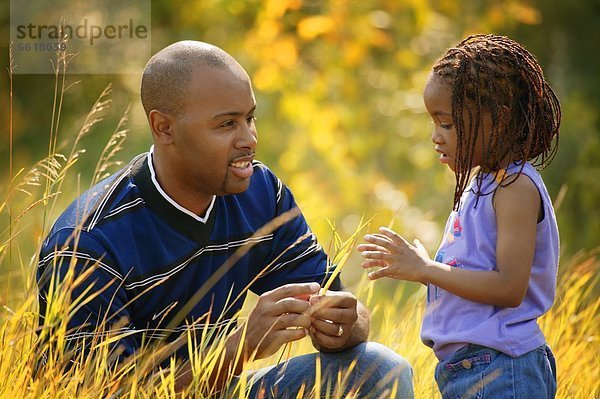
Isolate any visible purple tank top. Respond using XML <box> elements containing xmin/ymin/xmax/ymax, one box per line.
<box><xmin>421</xmin><ymin>162</ymin><xmax>559</xmax><ymax>360</ymax></box>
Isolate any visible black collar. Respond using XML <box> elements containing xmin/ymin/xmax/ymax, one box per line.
<box><xmin>130</xmin><ymin>154</ymin><xmax>216</xmax><ymax>243</ymax></box>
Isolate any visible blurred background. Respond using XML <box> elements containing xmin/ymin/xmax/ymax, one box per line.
<box><xmin>1</xmin><ymin>0</ymin><xmax>599</xmax><ymax>295</ymax></box>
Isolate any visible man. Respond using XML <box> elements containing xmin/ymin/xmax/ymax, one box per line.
<box><xmin>37</xmin><ymin>41</ymin><xmax>413</xmax><ymax>397</ymax></box>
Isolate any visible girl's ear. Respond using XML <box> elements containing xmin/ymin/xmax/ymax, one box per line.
<box><xmin>149</xmin><ymin>110</ymin><xmax>175</xmax><ymax>144</ymax></box>
<box><xmin>500</xmin><ymin>104</ymin><xmax>512</xmax><ymax>119</ymax></box>
<box><xmin>498</xmin><ymin>104</ymin><xmax>515</xmax><ymax>133</ymax></box>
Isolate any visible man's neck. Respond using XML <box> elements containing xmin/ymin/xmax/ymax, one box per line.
<box><xmin>147</xmin><ymin>148</ymin><xmax>215</xmax><ymax>222</ymax></box>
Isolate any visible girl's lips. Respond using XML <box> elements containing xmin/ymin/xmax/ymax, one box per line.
<box><xmin>435</xmin><ymin>148</ymin><xmax>451</xmax><ymax>165</ymax></box>
<box><xmin>439</xmin><ymin>153</ymin><xmax>451</xmax><ymax>165</ymax></box>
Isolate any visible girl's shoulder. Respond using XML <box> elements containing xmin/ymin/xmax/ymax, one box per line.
<box><xmin>477</xmin><ymin>162</ymin><xmax>543</xmax><ymax>190</ymax></box>
<box><xmin>492</xmin><ymin>167</ymin><xmax>542</xmax><ymax>221</ymax></box>
<box><xmin>496</xmin><ymin>172</ymin><xmax>540</xmax><ymax>200</ymax></box>
<box><xmin>499</xmin><ymin>162</ymin><xmax>546</xmax><ymax>194</ymax></box>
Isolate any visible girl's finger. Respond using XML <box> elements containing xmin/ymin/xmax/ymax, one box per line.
<box><xmin>413</xmin><ymin>239</ymin><xmax>427</xmax><ymax>252</ymax></box>
<box><xmin>379</xmin><ymin>227</ymin><xmax>410</xmax><ymax>246</ymax></box>
<box><xmin>357</xmin><ymin>243</ymin><xmax>389</xmax><ymax>253</ymax></box>
<box><xmin>370</xmin><ymin>233</ymin><xmax>394</xmax><ymax>243</ymax></box>
<box><xmin>360</xmin><ymin>250</ymin><xmax>388</xmax><ymax>260</ymax></box>
<box><xmin>363</xmin><ymin>234</ymin><xmax>395</xmax><ymax>250</ymax></box>
<box><xmin>361</xmin><ymin>260</ymin><xmax>387</xmax><ymax>269</ymax></box>
<box><xmin>368</xmin><ymin>267</ymin><xmax>389</xmax><ymax>280</ymax></box>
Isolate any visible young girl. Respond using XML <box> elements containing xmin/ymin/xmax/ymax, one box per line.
<box><xmin>358</xmin><ymin>34</ymin><xmax>560</xmax><ymax>398</ymax></box>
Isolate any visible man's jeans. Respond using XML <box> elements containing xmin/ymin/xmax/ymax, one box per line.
<box><xmin>242</xmin><ymin>342</ymin><xmax>414</xmax><ymax>398</ymax></box>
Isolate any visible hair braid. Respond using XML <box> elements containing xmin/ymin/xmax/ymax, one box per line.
<box><xmin>431</xmin><ymin>34</ymin><xmax>561</xmax><ymax>210</ymax></box>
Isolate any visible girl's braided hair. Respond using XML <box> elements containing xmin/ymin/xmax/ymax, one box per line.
<box><xmin>432</xmin><ymin>34</ymin><xmax>561</xmax><ymax>210</ymax></box>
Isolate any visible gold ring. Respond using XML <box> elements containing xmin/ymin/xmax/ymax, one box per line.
<box><xmin>336</xmin><ymin>325</ymin><xmax>344</xmax><ymax>337</ymax></box>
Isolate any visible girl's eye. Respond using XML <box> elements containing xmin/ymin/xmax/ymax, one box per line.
<box><xmin>440</xmin><ymin>123</ymin><xmax>453</xmax><ymax>129</ymax></box>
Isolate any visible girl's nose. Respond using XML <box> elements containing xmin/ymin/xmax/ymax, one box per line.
<box><xmin>431</xmin><ymin>130</ymin><xmax>444</xmax><ymax>145</ymax></box>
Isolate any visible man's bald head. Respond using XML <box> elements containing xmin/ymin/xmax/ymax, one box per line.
<box><xmin>141</xmin><ymin>41</ymin><xmax>248</xmax><ymax>117</ymax></box>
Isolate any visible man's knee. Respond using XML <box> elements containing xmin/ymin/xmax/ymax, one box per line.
<box><xmin>353</xmin><ymin>342</ymin><xmax>412</xmax><ymax>375</ymax></box>
<box><xmin>249</xmin><ymin>342</ymin><xmax>414</xmax><ymax>398</ymax></box>
<box><xmin>347</xmin><ymin>342</ymin><xmax>414</xmax><ymax>397</ymax></box>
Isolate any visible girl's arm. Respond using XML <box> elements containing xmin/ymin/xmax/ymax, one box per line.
<box><xmin>357</xmin><ymin>174</ymin><xmax>540</xmax><ymax>308</ymax></box>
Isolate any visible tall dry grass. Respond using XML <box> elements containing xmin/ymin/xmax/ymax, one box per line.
<box><xmin>1</xmin><ymin>224</ymin><xmax>598</xmax><ymax>398</ymax></box>
<box><xmin>1</xmin><ymin>46</ymin><xmax>598</xmax><ymax>398</ymax></box>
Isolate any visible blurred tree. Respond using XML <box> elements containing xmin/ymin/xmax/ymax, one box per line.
<box><xmin>510</xmin><ymin>0</ymin><xmax>600</xmax><ymax>254</ymax></box>
<box><xmin>1</xmin><ymin>0</ymin><xmax>598</xmax><ymax>265</ymax></box>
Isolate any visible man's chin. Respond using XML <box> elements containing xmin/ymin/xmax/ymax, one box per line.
<box><xmin>223</xmin><ymin>180</ymin><xmax>251</xmax><ymax>196</ymax></box>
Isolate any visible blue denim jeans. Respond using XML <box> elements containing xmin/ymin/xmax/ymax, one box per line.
<box><xmin>434</xmin><ymin>343</ymin><xmax>557</xmax><ymax>399</ymax></box>
<box><xmin>239</xmin><ymin>342</ymin><xmax>414</xmax><ymax>398</ymax></box>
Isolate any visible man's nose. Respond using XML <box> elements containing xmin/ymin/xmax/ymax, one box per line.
<box><xmin>237</xmin><ymin>122</ymin><xmax>257</xmax><ymax>150</ymax></box>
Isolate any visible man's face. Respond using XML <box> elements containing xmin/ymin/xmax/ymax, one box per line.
<box><xmin>165</xmin><ymin>66</ymin><xmax>258</xmax><ymax>203</ymax></box>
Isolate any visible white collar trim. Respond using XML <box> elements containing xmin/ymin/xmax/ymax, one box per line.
<box><xmin>147</xmin><ymin>146</ymin><xmax>215</xmax><ymax>224</ymax></box>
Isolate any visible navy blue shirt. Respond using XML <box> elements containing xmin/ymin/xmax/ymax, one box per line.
<box><xmin>38</xmin><ymin>152</ymin><xmax>338</xmax><ymax>359</ymax></box>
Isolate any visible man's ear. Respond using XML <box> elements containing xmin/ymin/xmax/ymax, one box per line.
<box><xmin>149</xmin><ymin>110</ymin><xmax>175</xmax><ymax>144</ymax></box>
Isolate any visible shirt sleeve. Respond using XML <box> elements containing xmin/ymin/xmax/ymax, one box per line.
<box><xmin>250</xmin><ymin>178</ymin><xmax>342</xmax><ymax>294</ymax></box>
<box><xmin>37</xmin><ymin>228</ymin><xmax>138</xmax><ymax>362</ymax></box>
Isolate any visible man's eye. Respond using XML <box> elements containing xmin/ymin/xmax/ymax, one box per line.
<box><xmin>220</xmin><ymin>120</ymin><xmax>235</xmax><ymax>128</ymax></box>
<box><xmin>247</xmin><ymin>115</ymin><xmax>256</xmax><ymax>123</ymax></box>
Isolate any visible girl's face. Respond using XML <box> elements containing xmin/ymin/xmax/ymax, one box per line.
<box><xmin>424</xmin><ymin>75</ymin><xmax>458</xmax><ymax>172</ymax></box>
<box><xmin>424</xmin><ymin>74</ymin><xmax>492</xmax><ymax>173</ymax></box>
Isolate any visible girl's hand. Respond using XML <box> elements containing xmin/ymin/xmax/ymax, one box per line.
<box><xmin>356</xmin><ymin>227</ymin><xmax>431</xmax><ymax>282</ymax></box>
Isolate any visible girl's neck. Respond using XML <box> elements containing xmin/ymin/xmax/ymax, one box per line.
<box><xmin>479</xmin><ymin>153</ymin><xmax>520</xmax><ymax>173</ymax></box>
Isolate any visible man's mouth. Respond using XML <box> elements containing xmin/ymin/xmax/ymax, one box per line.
<box><xmin>230</xmin><ymin>160</ymin><xmax>252</xmax><ymax>169</ymax></box>
<box><xmin>228</xmin><ymin>156</ymin><xmax>255</xmax><ymax>180</ymax></box>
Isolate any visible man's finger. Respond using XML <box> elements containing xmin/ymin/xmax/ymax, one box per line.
<box><xmin>310</xmin><ymin>318</ymin><xmax>342</xmax><ymax>336</ymax></box>
<box><xmin>277</xmin><ymin>327</ymin><xmax>308</xmax><ymax>344</ymax></box>
<box><xmin>273</xmin><ymin>313</ymin><xmax>312</xmax><ymax>330</ymax></box>
<box><xmin>310</xmin><ymin>307</ymin><xmax>354</xmax><ymax>324</ymax></box>
<box><xmin>294</xmin><ymin>293</ymin><xmax>313</xmax><ymax>301</ymax></box>
<box><xmin>309</xmin><ymin>294</ymin><xmax>357</xmax><ymax>321</ymax></box>
<box><xmin>309</xmin><ymin>327</ymin><xmax>344</xmax><ymax>349</ymax></box>
<box><xmin>309</xmin><ymin>293</ymin><xmax>355</xmax><ymax>309</ymax></box>
<box><xmin>263</xmin><ymin>282</ymin><xmax>320</xmax><ymax>302</ymax></box>
<box><xmin>271</xmin><ymin>297</ymin><xmax>313</xmax><ymax>316</ymax></box>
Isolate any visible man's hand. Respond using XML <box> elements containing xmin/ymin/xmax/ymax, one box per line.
<box><xmin>243</xmin><ymin>282</ymin><xmax>321</xmax><ymax>359</ymax></box>
<box><xmin>308</xmin><ymin>291</ymin><xmax>363</xmax><ymax>351</ymax></box>
<box><xmin>175</xmin><ymin>283</ymin><xmax>320</xmax><ymax>393</ymax></box>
